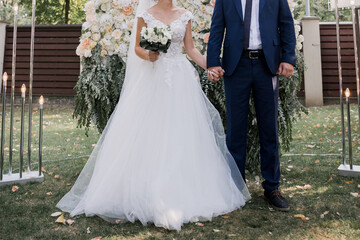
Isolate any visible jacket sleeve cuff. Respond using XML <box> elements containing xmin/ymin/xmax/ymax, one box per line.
<box><xmin>281</xmin><ymin>55</ymin><xmax>297</xmax><ymax>67</ymax></box>
<box><xmin>206</xmin><ymin>58</ymin><xmax>222</xmax><ymax>69</ymax></box>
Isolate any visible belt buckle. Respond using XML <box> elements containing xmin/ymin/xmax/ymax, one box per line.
<box><xmin>248</xmin><ymin>51</ymin><xmax>258</xmax><ymax>60</ymax></box>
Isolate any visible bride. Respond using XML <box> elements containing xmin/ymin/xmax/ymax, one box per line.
<box><xmin>57</xmin><ymin>0</ymin><xmax>250</xmax><ymax>231</ymax></box>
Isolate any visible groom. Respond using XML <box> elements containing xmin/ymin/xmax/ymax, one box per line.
<box><xmin>207</xmin><ymin>0</ymin><xmax>296</xmax><ymax>211</ymax></box>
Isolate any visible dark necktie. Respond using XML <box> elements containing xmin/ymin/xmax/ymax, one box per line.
<box><xmin>243</xmin><ymin>0</ymin><xmax>252</xmax><ymax>50</ymax></box>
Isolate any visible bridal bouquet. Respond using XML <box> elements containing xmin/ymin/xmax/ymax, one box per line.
<box><xmin>140</xmin><ymin>26</ymin><xmax>172</xmax><ymax>53</ymax></box>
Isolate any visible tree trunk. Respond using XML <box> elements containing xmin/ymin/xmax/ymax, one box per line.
<box><xmin>64</xmin><ymin>0</ymin><xmax>70</xmax><ymax>24</ymax></box>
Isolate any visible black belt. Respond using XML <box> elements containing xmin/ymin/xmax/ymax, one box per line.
<box><xmin>242</xmin><ymin>49</ymin><xmax>264</xmax><ymax>59</ymax></box>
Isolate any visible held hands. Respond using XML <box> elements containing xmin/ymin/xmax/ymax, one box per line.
<box><xmin>148</xmin><ymin>51</ymin><xmax>160</xmax><ymax>62</ymax></box>
<box><xmin>207</xmin><ymin>66</ymin><xmax>225</xmax><ymax>82</ymax></box>
<box><xmin>277</xmin><ymin>62</ymin><xmax>294</xmax><ymax>78</ymax></box>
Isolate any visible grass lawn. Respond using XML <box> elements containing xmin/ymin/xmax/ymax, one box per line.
<box><xmin>0</xmin><ymin>104</ymin><xmax>360</xmax><ymax>240</ymax></box>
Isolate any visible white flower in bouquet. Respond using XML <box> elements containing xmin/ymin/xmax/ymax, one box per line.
<box><xmin>90</xmin><ymin>24</ymin><xmax>100</xmax><ymax>33</ymax></box>
<box><xmin>92</xmin><ymin>33</ymin><xmax>101</xmax><ymax>42</ymax></box>
<box><xmin>112</xmin><ymin>29</ymin><xmax>122</xmax><ymax>39</ymax></box>
<box><xmin>76</xmin><ymin>45</ymin><xmax>85</xmax><ymax>56</ymax></box>
<box><xmin>101</xmin><ymin>49</ymin><xmax>108</xmax><ymax>57</ymax></box>
<box><xmin>295</xmin><ymin>25</ymin><xmax>301</xmax><ymax>35</ymax></box>
<box><xmin>297</xmin><ymin>34</ymin><xmax>304</xmax><ymax>43</ymax></box>
<box><xmin>100</xmin><ymin>13</ymin><xmax>113</xmax><ymax>24</ymax></box>
<box><xmin>90</xmin><ymin>41</ymin><xmax>97</xmax><ymax>49</ymax></box>
<box><xmin>101</xmin><ymin>2</ymin><xmax>112</xmax><ymax>12</ymax></box>
<box><xmin>86</xmin><ymin>14</ymin><xmax>98</xmax><ymax>25</ymax></box>
<box><xmin>82</xmin><ymin>22</ymin><xmax>91</xmax><ymax>30</ymax></box>
<box><xmin>111</xmin><ymin>9</ymin><xmax>122</xmax><ymax>18</ymax></box>
<box><xmin>123</xmin><ymin>33</ymin><xmax>131</xmax><ymax>42</ymax></box>
<box><xmin>116</xmin><ymin>43</ymin><xmax>129</xmax><ymax>57</ymax></box>
<box><xmin>205</xmin><ymin>6</ymin><xmax>213</xmax><ymax>14</ymax></box>
<box><xmin>127</xmin><ymin>21</ymin><xmax>135</xmax><ymax>30</ymax></box>
<box><xmin>84</xmin><ymin>2</ymin><xmax>97</xmax><ymax>14</ymax></box>
<box><xmin>296</xmin><ymin>42</ymin><xmax>303</xmax><ymax>51</ymax></box>
<box><xmin>84</xmin><ymin>32</ymin><xmax>92</xmax><ymax>39</ymax></box>
<box><xmin>84</xmin><ymin>49</ymin><xmax>92</xmax><ymax>58</ymax></box>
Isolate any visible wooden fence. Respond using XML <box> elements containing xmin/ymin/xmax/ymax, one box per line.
<box><xmin>3</xmin><ymin>25</ymin><xmax>81</xmax><ymax>96</ymax></box>
<box><xmin>1</xmin><ymin>23</ymin><xmax>359</xmax><ymax>98</ymax></box>
<box><xmin>320</xmin><ymin>23</ymin><xmax>357</xmax><ymax>98</ymax></box>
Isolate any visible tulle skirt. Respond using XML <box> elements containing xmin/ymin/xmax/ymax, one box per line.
<box><xmin>57</xmin><ymin>54</ymin><xmax>251</xmax><ymax>231</ymax></box>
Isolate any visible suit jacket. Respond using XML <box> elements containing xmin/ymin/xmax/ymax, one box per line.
<box><xmin>207</xmin><ymin>0</ymin><xmax>296</xmax><ymax>76</ymax></box>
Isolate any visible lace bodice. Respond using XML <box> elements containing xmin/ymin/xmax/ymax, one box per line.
<box><xmin>139</xmin><ymin>11</ymin><xmax>193</xmax><ymax>57</ymax></box>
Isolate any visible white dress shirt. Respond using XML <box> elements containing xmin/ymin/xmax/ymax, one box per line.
<box><xmin>241</xmin><ymin>0</ymin><xmax>262</xmax><ymax>50</ymax></box>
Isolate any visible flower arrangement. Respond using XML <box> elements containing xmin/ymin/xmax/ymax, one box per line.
<box><xmin>140</xmin><ymin>26</ymin><xmax>172</xmax><ymax>53</ymax></box>
<box><xmin>76</xmin><ymin>0</ymin><xmax>138</xmax><ymax>60</ymax></box>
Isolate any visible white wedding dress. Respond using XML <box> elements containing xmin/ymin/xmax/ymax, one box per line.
<box><xmin>57</xmin><ymin>8</ymin><xmax>250</xmax><ymax>231</ymax></box>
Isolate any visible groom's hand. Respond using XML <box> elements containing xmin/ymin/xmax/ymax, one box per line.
<box><xmin>277</xmin><ymin>62</ymin><xmax>294</xmax><ymax>78</ymax></box>
<box><xmin>207</xmin><ymin>66</ymin><xmax>225</xmax><ymax>82</ymax></box>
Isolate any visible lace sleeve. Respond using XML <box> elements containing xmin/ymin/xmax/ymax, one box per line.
<box><xmin>181</xmin><ymin>11</ymin><xmax>194</xmax><ymax>25</ymax></box>
<box><xmin>137</xmin><ymin>11</ymin><xmax>152</xmax><ymax>25</ymax></box>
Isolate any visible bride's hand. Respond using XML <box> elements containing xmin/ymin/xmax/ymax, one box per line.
<box><xmin>148</xmin><ymin>51</ymin><xmax>160</xmax><ymax>62</ymax></box>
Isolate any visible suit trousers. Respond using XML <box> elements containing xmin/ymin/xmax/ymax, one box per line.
<box><xmin>224</xmin><ymin>55</ymin><xmax>280</xmax><ymax>191</ymax></box>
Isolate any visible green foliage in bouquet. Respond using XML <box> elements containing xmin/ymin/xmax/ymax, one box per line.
<box><xmin>73</xmin><ymin>45</ymin><xmax>126</xmax><ymax>135</ymax></box>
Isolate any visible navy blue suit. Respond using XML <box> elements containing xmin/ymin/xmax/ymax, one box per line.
<box><xmin>207</xmin><ymin>0</ymin><xmax>296</xmax><ymax>191</ymax></box>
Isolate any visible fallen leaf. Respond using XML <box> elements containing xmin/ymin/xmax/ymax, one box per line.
<box><xmin>314</xmin><ymin>160</ymin><xmax>320</xmax><ymax>164</ymax></box>
<box><xmin>115</xmin><ymin>219</ymin><xmax>121</xmax><ymax>224</ymax></box>
<box><xmin>12</xmin><ymin>186</ymin><xmax>19</xmax><ymax>192</ymax></box>
<box><xmin>350</xmin><ymin>192</ymin><xmax>359</xmax><ymax>197</ymax></box>
<box><xmin>336</xmin><ymin>212</ymin><xmax>344</xmax><ymax>216</ymax></box>
<box><xmin>195</xmin><ymin>222</ymin><xmax>204</xmax><ymax>227</ymax></box>
<box><xmin>320</xmin><ymin>211</ymin><xmax>329</xmax><ymax>218</ymax></box>
<box><xmin>87</xmin><ymin>227</ymin><xmax>91</xmax><ymax>234</ymax></box>
<box><xmin>326</xmin><ymin>176</ymin><xmax>333</xmax><ymax>183</ymax></box>
<box><xmin>46</xmin><ymin>192</ymin><xmax>53</xmax><ymax>196</ymax></box>
<box><xmin>41</xmin><ymin>167</ymin><xmax>46</xmax><ymax>172</ymax></box>
<box><xmin>91</xmin><ymin>237</ymin><xmax>102</xmax><ymax>240</ymax></box>
<box><xmin>304</xmin><ymin>184</ymin><xmax>312</xmax><ymax>189</ymax></box>
<box><xmin>55</xmin><ymin>214</ymin><xmax>66</xmax><ymax>224</ymax></box>
<box><xmin>48</xmin><ymin>172</ymin><xmax>54</xmax><ymax>176</ymax></box>
<box><xmin>222</xmin><ymin>215</ymin><xmax>229</xmax><ymax>219</ymax></box>
<box><xmin>213</xmin><ymin>229</ymin><xmax>220</xmax><ymax>232</ymax></box>
<box><xmin>66</xmin><ymin>219</ymin><xmax>75</xmax><ymax>226</ymax></box>
<box><xmin>305</xmin><ymin>145</ymin><xmax>315</xmax><ymax>148</ymax></box>
<box><xmin>51</xmin><ymin>212</ymin><xmax>63</xmax><ymax>217</ymax></box>
<box><xmin>358</xmin><ymin>184</ymin><xmax>360</xmax><ymax>189</ymax></box>
<box><xmin>346</xmin><ymin>180</ymin><xmax>354</xmax><ymax>184</ymax></box>
<box><xmin>294</xmin><ymin>214</ymin><xmax>307</xmax><ymax>222</ymax></box>
<box><xmin>54</xmin><ymin>175</ymin><xmax>60</xmax><ymax>179</ymax></box>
